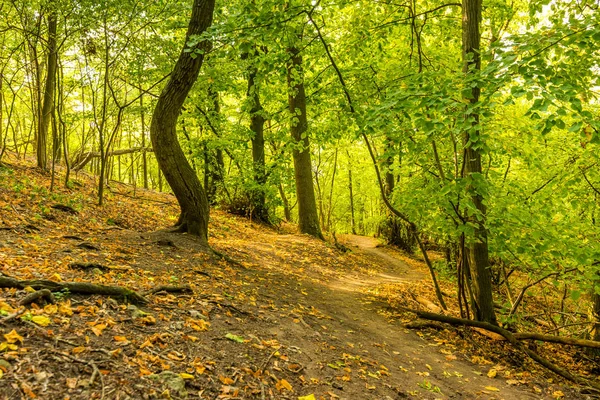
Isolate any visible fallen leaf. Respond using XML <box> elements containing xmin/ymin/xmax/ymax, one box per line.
<box><xmin>43</xmin><ymin>304</ymin><xmax>58</xmax><ymax>315</ymax></box>
<box><xmin>485</xmin><ymin>386</ymin><xmax>500</xmax><ymax>392</ymax></box>
<box><xmin>66</xmin><ymin>377</ymin><xmax>77</xmax><ymax>389</ymax></box>
<box><xmin>276</xmin><ymin>378</ymin><xmax>293</xmax><ymax>392</ymax></box>
<box><xmin>91</xmin><ymin>323</ymin><xmax>107</xmax><ymax>336</ymax></box>
<box><xmin>58</xmin><ymin>302</ymin><xmax>73</xmax><ymax>316</ymax></box>
<box><xmin>225</xmin><ymin>333</ymin><xmax>244</xmax><ymax>343</ymax></box>
<box><xmin>139</xmin><ymin>315</ymin><xmax>156</xmax><ymax>325</ymax></box>
<box><xmin>31</xmin><ymin>315</ymin><xmax>51</xmax><ymax>327</ymax></box>
<box><xmin>298</xmin><ymin>395</ymin><xmax>316</xmax><ymax>400</ymax></box>
<box><xmin>0</xmin><ymin>302</ymin><xmax>15</xmax><ymax>313</ymax></box>
<box><xmin>179</xmin><ymin>373</ymin><xmax>194</xmax><ymax>380</ymax></box>
<box><xmin>21</xmin><ymin>382</ymin><xmax>37</xmax><ymax>398</ymax></box>
<box><xmin>4</xmin><ymin>330</ymin><xmax>24</xmax><ymax>344</ymax></box>
<box><xmin>188</xmin><ymin>319</ymin><xmax>210</xmax><ymax>331</ymax></box>
<box><xmin>167</xmin><ymin>351</ymin><xmax>186</xmax><ymax>361</ymax></box>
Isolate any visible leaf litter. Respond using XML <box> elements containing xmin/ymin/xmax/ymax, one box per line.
<box><xmin>0</xmin><ymin>164</ymin><xmax>594</xmax><ymax>399</ymax></box>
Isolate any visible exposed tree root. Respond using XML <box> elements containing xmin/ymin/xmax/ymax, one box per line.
<box><xmin>0</xmin><ymin>276</ymin><xmax>148</xmax><ymax>305</ymax></box>
<box><xmin>402</xmin><ymin>308</ymin><xmax>600</xmax><ymax>391</ymax></box>
<box><xmin>69</xmin><ymin>262</ymin><xmax>110</xmax><ymax>272</ymax></box>
<box><xmin>142</xmin><ymin>285</ymin><xmax>193</xmax><ymax>296</ymax></box>
<box><xmin>211</xmin><ymin>249</ymin><xmax>243</xmax><ymax>268</ymax></box>
<box><xmin>19</xmin><ymin>289</ymin><xmax>55</xmax><ymax>306</ymax></box>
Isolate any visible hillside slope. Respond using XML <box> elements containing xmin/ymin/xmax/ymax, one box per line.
<box><xmin>0</xmin><ymin>162</ymin><xmax>586</xmax><ymax>399</ymax></box>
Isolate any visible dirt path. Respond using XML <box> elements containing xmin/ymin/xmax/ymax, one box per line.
<box><xmin>257</xmin><ymin>234</ymin><xmax>549</xmax><ymax>399</ymax></box>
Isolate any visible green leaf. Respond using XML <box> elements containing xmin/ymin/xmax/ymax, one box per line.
<box><xmin>569</xmin><ymin>290</ymin><xmax>581</xmax><ymax>302</ymax></box>
<box><xmin>225</xmin><ymin>333</ymin><xmax>245</xmax><ymax>343</ymax></box>
<box><xmin>568</xmin><ymin>122</ymin><xmax>582</xmax><ymax>133</ymax></box>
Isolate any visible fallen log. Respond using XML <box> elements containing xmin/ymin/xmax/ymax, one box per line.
<box><xmin>0</xmin><ymin>276</ymin><xmax>147</xmax><ymax>305</ymax></box>
<box><xmin>403</xmin><ymin>308</ymin><xmax>600</xmax><ymax>391</ymax></box>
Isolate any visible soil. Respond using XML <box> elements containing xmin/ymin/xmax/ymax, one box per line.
<box><xmin>0</xmin><ymin>165</ymin><xmax>593</xmax><ymax>400</ymax></box>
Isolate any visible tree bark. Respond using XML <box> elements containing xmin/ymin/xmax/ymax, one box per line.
<box><xmin>149</xmin><ymin>0</ymin><xmax>214</xmax><ymax>241</ymax></box>
<box><xmin>287</xmin><ymin>46</ymin><xmax>323</xmax><ymax>239</ymax></box>
<box><xmin>205</xmin><ymin>86</ymin><xmax>225</xmax><ymax>205</ymax></box>
<box><xmin>38</xmin><ymin>11</ymin><xmax>58</xmax><ymax>170</ymax></box>
<box><xmin>140</xmin><ymin>92</ymin><xmax>148</xmax><ymax>189</ymax></box>
<box><xmin>347</xmin><ymin>152</ymin><xmax>357</xmax><ymax>235</ymax></box>
<box><xmin>462</xmin><ymin>0</ymin><xmax>496</xmax><ymax>324</ymax></box>
<box><xmin>247</xmin><ymin>62</ymin><xmax>269</xmax><ymax>222</ymax></box>
<box><xmin>278</xmin><ymin>183</ymin><xmax>292</xmax><ymax>222</ymax></box>
<box><xmin>592</xmin><ymin>287</ymin><xmax>600</xmax><ymax>349</ymax></box>
<box><xmin>0</xmin><ymin>72</ymin><xmax>3</xmax><ymax>162</ymax></box>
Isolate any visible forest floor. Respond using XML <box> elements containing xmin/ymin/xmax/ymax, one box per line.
<box><xmin>0</xmin><ymin>161</ymin><xmax>597</xmax><ymax>400</ymax></box>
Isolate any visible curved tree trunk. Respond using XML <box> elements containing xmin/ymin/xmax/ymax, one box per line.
<box><xmin>149</xmin><ymin>0</ymin><xmax>215</xmax><ymax>242</ymax></box>
<box><xmin>287</xmin><ymin>46</ymin><xmax>323</xmax><ymax>239</ymax></box>
<box><xmin>462</xmin><ymin>0</ymin><xmax>496</xmax><ymax>324</ymax></box>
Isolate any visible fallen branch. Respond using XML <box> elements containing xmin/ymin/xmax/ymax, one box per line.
<box><xmin>0</xmin><ymin>276</ymin><xmax>148</xmax><ymax>305</ymax></box>
<box><xmin>403</xmin><ymin>308</ymin><xmax>600</xmax><ymax>391</ymax></box>
<box><xmin>72</xmin><ymin>147</ymin><xmax>153</xmax><ymax>171</ymax></box>
<box><xmin>513</xmin><ymin>332</ymin><xmax>600</xmax><ymax>349</ymax></box>
<box><xmin>50</xmin><ymin>350</ymin><xmax>105</xmax><ymax>398</ymax></box>
<box><xmin>0</xmin><ymin>308</ymin><xmax>26</xmax><ymax>325</ymax></box>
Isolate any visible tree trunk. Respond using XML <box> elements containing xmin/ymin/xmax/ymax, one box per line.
<box><xmin>287</xmin><ymin>46</ymin><xmax>323</xmax><ymax>239</ymax></box>
<box><xmin>326</xmin><ymin>148</ymin><xmax>338</xmax><ymax>231</ymax></box>
<box><xmin>140</xmin><ymin>92</ymin><xmax>148</xmax><ymax>189</ymax></box>
<box><xmin>383</xmin><ymin>136</ymin><xmax>395</xmax><ymax>197</ymax></box>
<box><xmin>0</xmin><ymin>72</ymin><xmax>3</xmax><ymax>162</ymax></box>
<box><xmin>591</xmin><ymin>285</ymin><xmax>600</xmax><ymax>353</ymax></box>
<box><xmin>38</xmin><ymin>11</ymin><xmax>57</xmax><ymax>170</ymax></box>
<box><xmin>247</xmin><ymin>63</ymin><xmax>269</xmax><ymax>222</ymax></box>
<box><xmin>278</xmin><ymin>183</ymin><xmax>292</xmax><ymax>222</ymax></box>
<box><xmin>149</xmin><ymin>0</ymin><xmax>215</xmax><ymax>241</ymax></box>
<box><xmin>347</xmin><ymin>152</ymin><xmax>357</xmax><ymax>235</ymax></box>
<box><xmin>462</xmin><ymin>0</ymin><xmax>496</xmax><ymax>324</ymax></box>
<box><xmin>205</xmin><ymin>85</ymin><xmax>225</xmax><ymax>205</ymax></box>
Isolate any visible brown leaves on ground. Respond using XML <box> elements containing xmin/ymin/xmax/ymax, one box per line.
<box><xmin>0</xmin><ymin>163</ymin><xmax>594</xmax><ymax>399</ymax></box>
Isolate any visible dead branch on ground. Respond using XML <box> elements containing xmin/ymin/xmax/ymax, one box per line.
<box><xmin>402</xmin><ymin>308</ymin><xmax>600</xmax><ymax>391</ymax></box>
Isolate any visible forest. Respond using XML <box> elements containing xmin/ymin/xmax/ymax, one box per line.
<box><xmin>0</xmin><ymin>0</ymin><xmax>599</xmax><ymax>398</ymax></box>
